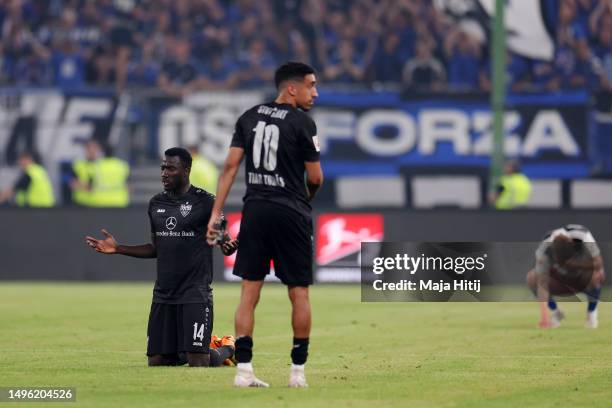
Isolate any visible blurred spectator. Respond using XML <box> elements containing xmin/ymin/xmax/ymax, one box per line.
<box><xmin>588</xmin><ymin>0</ymin><xmax>612</xmax><ymax>37</ymax></box>
<box><xmin>595</xmin><ymin>25</ymin><xmax>612</xmax><ymax>90</ymax></box>
<box><xmin>531</xmin><ymin>61</ymin><xmax>560</xmax><ymax>92</ymax></box>
<box><xmin>320</xmin><ymin>10</ymin><xmax>345</xmax><ymax>63</ymax></box>
<box><xmin>324</xmin><ymin>40</ymin><xmax>364</xmax><ymax>84</ymax></box>
<box><xmin>575</xmin><ymin>0</ymin><xmax>597</xmax><ymax>29</ymax></box>
<box><xmin>14</xmin><ymin>46</ymin><xmax>51</xmax><ymax>85</ymax></box>
<box><xmin>49</xmin><ymin>38</ymin><xmax>85</xmax><ymax>88</ymax></box>
<box><xmin>157</xmin><ymin>37</ymin><xmax>203</xmax><ymax>97</ymax></box>
<box><xmin>570</xmin><ymin>40</ymin><xmax>602</xmax><ymax>89</ymax></box>
<box><xmin>287</xmin><ymin>32</ymin><xmax>315</xmax><ymax>68</ymax></box>
<box><xmin>194</xmin><ymin>0</ymin><xmax>231</xmax><ymax>58</ymax></box>
<box><xmin>126</xmin><ymin>44</ymin><xmax>159</xmax><ymax>87</ymax></box>
<box><xmin>507</xmin><ymin>53</ymin><xmax>532</xmax><ymax>92</ymax></box>
<box><xmin>237</xmin><ymin>38</ymin><xmax>275</xmax><ymax>88</ymax></box>
<box><xmin>479</xmin><ymin>51</ymin><xmax>534</xmax><ymax>92</ymax></box>
<box><xmin>444</xmin><ymin>28</ymin><xmax>482</xmax><ymax>90</ymax></box>
<box><xmin>558</xmin><ymin>0</ymin><xmax>587</xmax><ymax>48</ymax></box>
<box><xmin>348</xmin><ymin>2</ymin><xmax>375</xmax><ymax>58</ymax></box>
<box><xmin>0</xmin><ymin>150</ymin><xmax>55</xmax><ymax>207</ymax></box>
<box><xmin>233</xmin><ymin>14</ymin><xmax>259</xmax><ymax>59</ymax></box>
<box><xmin>366</xmin><ymin>31</ymin><xmax>405</xmax><ymax>84</ymax></box>
<box><xmin>402</xmin><ymin>40</ymin><xmax>446</xmax><ymax>92</ymax></box>
<box><xmin>386</xmin><ymin>8</ymin><xmax>417</xmax><ymax>64</ymax></box>
<box><xmin>3</xmin><ymin>21</ymin><xmax>46</xmax><ymax>83</ymax></box>
<box><xmin>202</xmin><ymin>51</ymin><xmax>239</xmax><ymax>90</ymax></box>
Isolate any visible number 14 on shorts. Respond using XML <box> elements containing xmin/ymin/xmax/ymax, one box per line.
<box><xmin>193</xmin><ymin>323</ymin><xmax>206</xmax><ymax>342</ymax></box>
<box><xmin>192</xmin><ymin>321</ymin><xmax>209</xmax><ymax>347</ymax></box>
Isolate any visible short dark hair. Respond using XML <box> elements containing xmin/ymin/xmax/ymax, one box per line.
<box><xmin>274</xmin><ymin>61</ymin><xmax>315</xmax><ymax>89</ymax></box>
<box><xmin>164</xmin><ymin>147</ymin><xmax>192</xmax><ymax>169</ymax></box>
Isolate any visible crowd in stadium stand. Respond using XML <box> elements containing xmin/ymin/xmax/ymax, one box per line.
<box><xmin>0</xmin><ymin>0</ymin><xmax>611</xmax><ymax>94</ymax></box>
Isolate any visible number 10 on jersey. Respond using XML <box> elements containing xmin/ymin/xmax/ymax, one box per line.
<box><xmin>253</xmin><ymin>121</ymin><xmax>279</xmax><ymax>171</ymax></box>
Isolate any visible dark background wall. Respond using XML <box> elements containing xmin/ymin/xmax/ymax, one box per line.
<box><xmin>1</xmin><ymin>208</ymin><xmax>611</xmax><ymax>282</ymax></box>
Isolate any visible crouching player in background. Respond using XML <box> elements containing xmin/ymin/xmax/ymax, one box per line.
<box><xmin>527</xmin><ymin>224</ymin><xmax>605</xmax><ymax>329</ymax></box>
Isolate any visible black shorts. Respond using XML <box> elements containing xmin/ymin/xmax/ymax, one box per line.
<box><xmin>146</xmin><ymin>302</ymin><xmax>213</xmax><ymax>356</ymax></box>
<box><xmin>549</xmin><ymin>267</ymin><xmax>594</xmax><ymax>295</ymax></box>
<box><xmin>233</xmin><ymin>200</ymin><xmax>314</xmax><ymax>286</ymax></box>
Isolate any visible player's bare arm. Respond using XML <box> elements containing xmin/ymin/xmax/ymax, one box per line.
<box><xmin>593</xmin><ymin>255</ymin><xmax>605</xmax><ymax>276</ymax></box>
<box><xmin>305</xmin><ymin>161</ymin><xmax>323</xmax><ymax>201</ymax></box>
<box><xmin>85</xmin><ymin>229</ymin><xmax>157</xmax><ymax>258</ymax></box>
<box><xmin>207</xmin><ymin>147</ymin><xmax>244</xmax><ymax>244</ymax></box>
<box><xmin>591</xmin><ymin>255</ymin><xmax>605</xmax><ymax>285</ymax></box>
<box><xmin>535</xmin><ymin>265</ymin><xmax>551</xmax><ymax>328</ymax></box>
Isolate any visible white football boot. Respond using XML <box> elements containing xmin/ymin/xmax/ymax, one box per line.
<box><xmin>288</xmin><ymin>364</ymin><xmax>308</xmax><ymax>388</ymax></box>
<box><xmin>234</xmin><ymin>363</ymin><xmax>269</xmax><ymax>388</ymax></box>
<box><xmin>550</xmin><ymin>309</ymin><xmax>565</xmax><ymax>328</ymax></box>
<box><xmin>586</xmin><ymin>309</ymin><xmax>599</xmax><ymax>329</ymax></box>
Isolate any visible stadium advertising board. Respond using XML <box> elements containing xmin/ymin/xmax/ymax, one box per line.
<box><xmin>315</xmin><ymin>213</ymin><xmax>384</xmax><ymax>283</ymax></box>
<box><xmin>313</xmin><ymin>91</ymin><xmax>590</xmax><ymax>178</ymax></box>
<box><xmin>221</xmin><ymin>212</ymin><xmax>384</xmax><ymax>283</ymax></box>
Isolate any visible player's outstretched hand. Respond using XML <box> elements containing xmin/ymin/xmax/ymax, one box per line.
<box><xmin>85</xmin><ymin>229</ymin><xmax>118</xmax><ymax>254</ymax></box>
<box><xmin>220</xmin><ymin>238</ymin><xmax>239</xmax><ymax>256</ymax></box>
<box><xmin>538</xmin><ymin>302</ymin><xmax>551</xmax><ymax>329</ymax></box>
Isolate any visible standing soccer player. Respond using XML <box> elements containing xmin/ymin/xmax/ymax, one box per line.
<box><xmin>207</xmin><ymin>62</ymin><xmax>323</xmax><ymax>387</ymax></box>
<box><xmin>86</xmin><ymin>147</ymin><xmax>237</xmax><ymax>367</ymax></box>
<box><xmin>527</xmin><ymin>224</ymin><xmax>605</xmax><ymax>329</ymax></box>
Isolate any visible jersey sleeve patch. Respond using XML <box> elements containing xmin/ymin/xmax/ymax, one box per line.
<box><xmin>312</xmin><ymin>135</ymin><xmax>321</xmax><ymax>152</ymax></box>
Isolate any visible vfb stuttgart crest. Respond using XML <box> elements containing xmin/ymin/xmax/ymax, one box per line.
<box><xmin>180</xmin><ymin>202</ymin><xmax>192</xmax><ymax>217</ymax></box>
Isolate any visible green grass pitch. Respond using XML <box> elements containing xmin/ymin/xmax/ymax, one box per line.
<box><xmin>1</xmin><ymin>282</ymin><xmax>611</xmax><ymax>407</ymax></box>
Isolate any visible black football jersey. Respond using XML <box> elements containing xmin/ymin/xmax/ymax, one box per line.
<box><xmin>148</xmin><ymin>186</ymin><xmax>214</xmax><ymax>304</ymax></box>
<box><xmin>230</xmin><ymin>102</ymin><xmax>320</xmax><ymax>217</ymax></box>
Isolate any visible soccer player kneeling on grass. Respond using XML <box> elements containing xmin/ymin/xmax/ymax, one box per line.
<box><xmin>86</xmin><ymin>147</ymin><xmax>238</xmax><ymax>367</ymax></box>
<box><xmin>527</xmin><ymin>224</ymin><xmax>605</xmax><ymax>329</ymax></box>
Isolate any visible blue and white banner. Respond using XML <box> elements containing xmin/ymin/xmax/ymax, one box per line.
<box><xmin>151</xmin><ymin>91</ymin><xmax>265</xmax><ymax>165</ymax></box>
<box><xmin>0</xmin><ymin>88</ymin><xmax>118</xmax><ymax>167</ymax></box>
<box><xmin>312</xmin><ymin>91</ymin><xmax>591</xmax><ymax>178</ymax></box>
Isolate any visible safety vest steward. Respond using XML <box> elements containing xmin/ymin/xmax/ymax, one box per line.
<box><xmin>189</xmin><ymin>155</ymin><xmax>219</xmax><ymax>194</ymax></box>
<box><xmin>15</xmin><ymin>163</ymin><xmax>55</xmax><ymax>207</ymax></box>
<box><xmin>89</xmin><ymin>158</ymin><xmax>130</xmax><ymax>207</ymax></box>
<box><xmin>72</xmin><ymin>159</ymin><xmax>96</xmax><ymax>206</ymax></box>
<box><xmin>495</xmin><ymin>173</ymin><xmax>532</xmax><ymax>209</ymax></box>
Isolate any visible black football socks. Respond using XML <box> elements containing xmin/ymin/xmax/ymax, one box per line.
<box><xmin>235</xmin><ymin>336</ymin><xmax>253</xmax><ymax>363</ymax></box>
<box><xmin>291</xmin><ymin>337</ymin><xmax>309</xmax><ymax>365</ymax></box>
